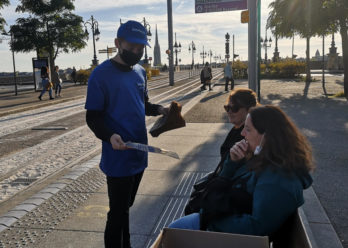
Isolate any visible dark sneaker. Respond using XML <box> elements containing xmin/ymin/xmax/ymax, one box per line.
<box><xmin>49</xmin><ymin>97</ymin><xmax>54</xmax><ymax>100</ymax></box>
<box><xmin>38</xmin><ymin>96</ymin><xmax>42</xmax><ymax>101</ymax></box>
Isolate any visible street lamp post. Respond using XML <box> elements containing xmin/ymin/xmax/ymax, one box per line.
<box><xmin>173</xmin><ymin>32</ymin><xmax>181</xmax><ymax>66</ymax></box>
<box><xmin>188</xmin><ymin>41</ymin><xmax>196</xmax><ymax>69</ymax></box>
<box><xmin>84</xmin><ymin>15</ymin><xmax>100</xmax><ymax>66</ymax></box>
<box><xmin>1</xmin><ymin>31</ymin><xmax>17</xmax><ymax>95</ymax></box>
<box><xmin>208</xmin><ymin>49</ymin><xmax>213</xmax><ymax>65</ymax></box>
<box><xmin>273</xmin><ymin>33</ymin><xmax>279</xmax><ymax>62</ymax></box>
<box><xmin>142</xmin><ymin>17</ymin><xmax>152</xmax><ymax>65</ymax></box>
<box><xmin>225</xmin><ymin>33</ymin><xmax>230</xmax><ymax>63</ymax></box>
<box><xmin>214</xmin><ymin>54</ymin><xmax>221</xmax><ymax>67</ymax></box>
<box><xmin>260</xmin><ymin>28</ymin><xmax>272</xmax><ymax>64</ymax></box>
<box><xmin>200</xmin><ymin>46</ymin><xmax>207</xmax><ymax>65</ymax></box>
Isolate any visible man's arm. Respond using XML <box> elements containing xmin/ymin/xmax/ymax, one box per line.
<box><xmin>86</xmin><ymin>110</ymin><xmax>127</xmax><ymax>150</ymax></box>
<box><xmin>144</xmin><ymin>76</ymin><xmax>168</xmax><ymax>116</ymax></box>
<box><xmin>86</xmin><ymin>110</ymin><xmax>113</xmax><ymax>142</ymax></box>
<box><xmin>145</xmin><ymin>94</ymin><xmax>167</xmax><ymax>116</ymax></box>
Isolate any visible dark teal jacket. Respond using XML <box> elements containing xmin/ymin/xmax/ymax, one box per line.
<box><xmin>206</xmin><ymin>157</ymin><xmax>312</xmax><ymax>236</ymax></box>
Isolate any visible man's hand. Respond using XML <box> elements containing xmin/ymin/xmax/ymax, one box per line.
<box><xmin>230</xmin><ymin>139</ymin><xmax>248</xmax><ymax>161</ymax></box>
<box><xmin>158</xmin><ymin>106</ymin><xmax>169</xmax><ymax>115</ymax></box>
<box><xmin>110</xmin><ymin>134</ymin><xmax>127</xmax><ymax>150</ymax></box>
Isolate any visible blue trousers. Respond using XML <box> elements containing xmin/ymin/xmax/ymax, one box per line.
<box><xmin>39</xmin><ymin>78</ymin><xmax>53</xmax><ymax>98</ymax></box>
<box><xmin>55</xmin><ymin>83</ymin><xmax>62</xmax><ymax>95</ymax></box>
<box><xmin>168</xmin><ymin>213</ymin><xmax>200</xmax><ymax>230</ymax></box>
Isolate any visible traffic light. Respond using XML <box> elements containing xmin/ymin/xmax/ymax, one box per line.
<box><xmin>225</xmin><ymin>43</ymin><xmax>229</xmax><ymax>55</ymax></box>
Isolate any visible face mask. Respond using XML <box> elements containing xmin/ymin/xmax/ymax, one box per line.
<box><xmin>254</xmin><ymin>134</ymin><xmax>265</xmax><ymax>155</ymax></box>
<box><xmin>119</xmin><ymin>48</ymin><xmax>143</xmax><ymax>66</ymax></box>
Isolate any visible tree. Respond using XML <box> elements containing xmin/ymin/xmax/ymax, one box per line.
<box><xmin>267</xmin><ymin>0</ymin><xmax>328</xmax><ymax>89</ymax></box>
<box><xmin>10</xmin><ymin>0</ymin><xmax>87</xmax><ymax>78</ymax></box>
<box><xmin>323</xmin><ymin>0</ymin><xmax>348</xmax><ymax>98</ymax></box>
<box><xmin>0</xmin><ymin>0</ymin><xmax>10</xmax><ymax>32</ymax></box>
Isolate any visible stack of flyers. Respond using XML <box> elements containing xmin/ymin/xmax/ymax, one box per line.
<box><xmin>125</xmin><ymin>142</ymin><xmax>180</xmax><ymax>160</ymax></box>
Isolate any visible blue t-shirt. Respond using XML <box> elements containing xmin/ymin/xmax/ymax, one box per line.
<box><xmin>85</xmin><ymin>60</ymin><xmax>148</xmax><ymax>177</ymax></box>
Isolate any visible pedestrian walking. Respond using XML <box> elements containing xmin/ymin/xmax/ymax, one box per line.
<box><xmin>38</xmin><ymin>66</ymin><xmax>54</xmax><ymax>100</ymax></box>
<box><xmin>224</xmin><ymin>61</ymin><xmax>234</xmax><ymax>91</ymax></box>
<box><xmin>71</xmin><ymin>66</ymin><xmax>77</xmax><ymax>84</ymax></box>
<box><xmin>52</xmin><ymin>65</ymin><xmax>62</xmax><ymax>97</ymax></box>
<box><xmin>200</xmin><ymin>62</ymin><xmax>213</xmax><ymax>91</ymax></box>
<box><xmin>85</xmin><ymin>20</ymin><xmax>168</xmax><ymax>248</ymax></box>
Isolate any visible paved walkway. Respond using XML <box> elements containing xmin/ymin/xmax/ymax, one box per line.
<box><xmin>0</xmin><ymin>83</ymin><xmax>87</xmax><ymax>117</ymax></box>
<box><xmin>0</xmin><ymin>77</ymin><xmax>346</xmax><ymax>248</ymax></box>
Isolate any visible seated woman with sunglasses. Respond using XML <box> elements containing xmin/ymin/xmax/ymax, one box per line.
<box><xmin>219</xmin><ymin>89</ymin><xmax>258</xmax><ymax>163</ymax></box>
<box><xmin>169</xmin><ymin>105</ymin><xmax>314</xmax><ymax>237</ymax></box>
<box><xmin>183</xmin><ymin>89</ymin><xmax>258</xmax><ymax>216</ymax></box>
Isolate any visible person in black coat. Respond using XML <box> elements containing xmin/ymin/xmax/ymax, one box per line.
<box><xmin>183</xmin><ymin>89</ymin><xmax>258</xmax><ymax>216</ymax></box>
<box><xmin>219</xmin><ymin>88</ymin><xmax>259</xmax><ymax>161</ymax></box>
<box><xmin>200</xmin><ymin>62</ymin><xmax>213</xmax><ymax>91</ymax></box>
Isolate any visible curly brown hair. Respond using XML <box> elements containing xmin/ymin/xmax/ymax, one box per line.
<box><xmin>249</xmin><ymin>105</ymin><xmax>314</xmax><ymax>173</ymax></box>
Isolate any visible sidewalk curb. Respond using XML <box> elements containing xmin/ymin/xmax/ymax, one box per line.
<box><xmin>303</xmin><ymin>187</ymin><xmax>344</xmax><ymax>248</ymax></box>
<box><xmin>0</xmin><ymin>154</ymin><xmax>101</xmax><ymax>233</ymax></box>
<box><xmin>0</xmin><ymin>95</ymin><xmax>85</xmax><ymax>117</ymax></box>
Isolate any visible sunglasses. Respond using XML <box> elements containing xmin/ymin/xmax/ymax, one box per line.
<box><xmin>224</xmin><ymin>104</ymin><xmax>240</xmax><ymax>113</ymax></box>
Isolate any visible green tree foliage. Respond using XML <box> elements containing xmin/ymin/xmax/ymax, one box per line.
<box><xmin>10</xmin><ymin>0</ymin><xmax>87</xmax><ymax>77</ymax></box>
<box><xmin>267</xmin><ymin>0</ymin><xmax>329</xmax><ymax>84</ymax></box>
<box><xmin>76</xmin><ymin>66</ymin><xmax>96</xmax><ymax>84</ymax></box>
<box><xmin>232</xmin><ymin>60</ymin><xmax>248</xmax><ymax>79</ymax></box>
<box><xmin>323</xmin><ymin>0</ymin><xmax>348</xmax><ymax>98</ymax></box>
<box><xmin>261</xmin><ymin>60</ymin><xmax>306</xmax><ymax>78</ymax></box>
<box><xmin>0</xmin><ymin>0</ymin><xmax>10</xmax><ymax>32</ymax></box>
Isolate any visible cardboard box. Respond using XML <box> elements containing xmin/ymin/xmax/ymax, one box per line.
<box><xmin>150</xmin><ymin>228</ymin><xmax>269</xmax><ymax>248</ymax></box>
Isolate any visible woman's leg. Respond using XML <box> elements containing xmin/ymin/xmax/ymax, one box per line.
<box><xmin>39</xmin><ymin>87</ymin><xmax>46</xmax><ymax>97</ymax></box>
<box><xmin>48</xmin><ymin>88</ymin><xmax>53</xmax><ymax>99</ymax></box>
<box><xmin>38</xmin><ymin>79</ymin><xmax>48</xmax><ymax>100</ymax></box>
<box><xmin>168</xmin><ymin>213</ymin><xmax>200</xmax><ymax>230</ymax></box>
<box><xmin>55</xmin><ymin>84</ymin><xmax>61</xmax><ymax>96</ymax></box>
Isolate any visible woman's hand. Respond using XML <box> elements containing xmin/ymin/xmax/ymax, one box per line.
<box><xmin>230</xmin><ymin>139</ymin><xmax>249</xmax><ymax>161</ymax></box>
<box><xmin>110</xmin><ymin>133</ymin><xmax>127</xmax><ymax>150</ymax></box>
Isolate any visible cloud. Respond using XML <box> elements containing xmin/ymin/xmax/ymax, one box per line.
<box><xmin>74</xmin><ymin>0</ymin><xmax>183</xmax><ymax>13</ymax></box>
<box><xmin>0</xmin><ymin>0</ymin><xmax>344</xmax><ymax>72</ymax></box>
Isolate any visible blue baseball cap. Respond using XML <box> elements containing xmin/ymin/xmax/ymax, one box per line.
<box><xmin>117</xmin><ymin>20</ymin><xmax>151</xmax><ymax>47</ymax></box>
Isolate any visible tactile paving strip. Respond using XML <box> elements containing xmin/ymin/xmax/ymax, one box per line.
<box><xmin>0</xmin><ymin>168</ymin><xmax>105</xmax><ymax>248</ymax></box>
<box><xmin>145</xmin><ymin>171</ymin><xmax>207</xmax><ymax>248</ymax></box>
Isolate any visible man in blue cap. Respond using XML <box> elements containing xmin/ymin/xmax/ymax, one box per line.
<box><xmin>85</xmin><ymin>20</ymin><xmax>168</xmax><ymax>248</ymax></box>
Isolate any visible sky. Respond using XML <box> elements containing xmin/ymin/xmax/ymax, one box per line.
<box><xmin>0</xmin><ymin>0</ymin><xmax>343</xmax><ymax>72</ymax></box>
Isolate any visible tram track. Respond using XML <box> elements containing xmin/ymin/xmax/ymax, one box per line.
<box><xmin>147</xmin><ymin>70</ymin><xmax>201</xmax><ymax>90</ymax></box>
<box><xmin>0</xmin><ymin>69</ymin><xmax>223</xmax><ymax>207</ymax></box>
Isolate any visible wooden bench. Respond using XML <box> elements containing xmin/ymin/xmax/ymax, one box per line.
<box><xmin>271</xmin><ymin>208</ymin><xmax>318</xmax><ymax>248</ymax></box>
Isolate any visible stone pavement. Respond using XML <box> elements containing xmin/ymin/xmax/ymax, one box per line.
<box><xmin>0</xmin><ymin>77</ymin><xmax>346</xmax><ymax>248</ymax></box>
<box><xmin>0</xmin><ymin>83</ymin><xmax>87</xmax><ymax>117</ymax></box>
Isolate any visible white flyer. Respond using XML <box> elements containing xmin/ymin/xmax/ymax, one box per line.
<box><xmin>125</xmin><ymin>142</ymin><xmax>180</xmax><ymax>160</ymax></box>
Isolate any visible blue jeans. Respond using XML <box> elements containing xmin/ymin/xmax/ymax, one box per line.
<box><xmin>55</xmin><ymin>83</ymin><xmax>62</xmax><ymax>95</ymax></box>
<box><xmin>39</xmin><ymin>78</ymin><xmax>53</xmax><ymax>98</ymax></box>
<box><xmin>168</xmin><ymin>213</ymin><xmax>200</xmax><ymax>230</ymax></box>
